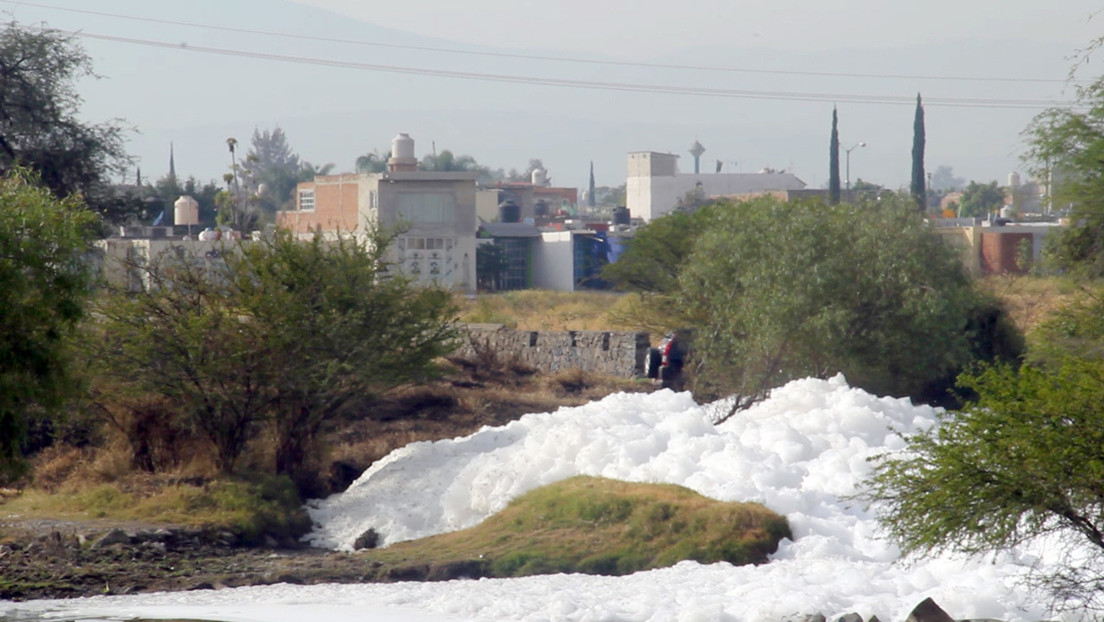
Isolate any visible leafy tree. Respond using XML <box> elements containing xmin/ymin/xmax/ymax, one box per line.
<box><xmin>829</xmin><ymin>107</ymin><xmax>841</xmax><ymax>205</ymax></box>
<box><xmin>930</xmin><ymin>165</ymin><xmax>965</xmax><ymax>192</ymax></box>
<box><xmin>865</xmin><ymin>357</ymin><xmax>1104</xmax><ymax>607</ymax></box>
<box><xmin>420</xmin><ymin>150</ymin><xmax>494</xmax><ymax>183</ymax></box>
<box><xmin>957</xmin><ymin>180</ymin><xmax>1006</xmax><ymax>218</ymax></box>
<box><xmin>673</xmin><ymin>184</ymin><xmax>711</xmax><ymax>213</ymax></box>
<box><xmin>297</xmin><ymin>160</ymin><xmax>335</xmax><ymax>182</ymax></box>
<box><xmin>0</xmin><ymin>169</ymin><xmax>99</xmax><ymax>481</ymax></box>
<box><xmin>91</xmin><ymin>226</ymin><xmax>459</xmax><ymax>487</ymax></box>
<box><xmin>231</xmin><ymin>230</ymin><xmax>459</xmax><ymax>485</ymax></box>
<box><xmin>601</xmin><ymin>203</ymin><xmax>719</xmax><ymax>295</ymax></box>
<box><xmin>242</xmin><ymin>127</ymin><xmax>301</xmax><ymax>214</ymax></box>
<box><xmin>605</xmin><ymin>184</ymin><xmax>627</xmax><ymax>207</ymax></box>
<box><xmin>911</xmin><ymin>93</ymin><xmax>927</xmax><ymax>212</ymax></box>
<box><xmin>0</xmin><ymin>22</ymin><xmax>133</xmax><ymax>223</ymax></box>
<box><xmin>355</xmin><ymin>149</ymin><xmax>388</xmax><ymax>173</ymax></box>
<box><xmin>850</xmin><ymin>178</ymin><xmax>891</xmax><ymax>201</ymax></box>
<box><xmin>1025</xmin><ymin>75</ymin><xmax>1104</xmax><ymax>276</ymax></box>
<box><xmin>677</xmin><ymin>195</ymin><xmax>996</xmax><ymax>405</ymax></box>
<box><xmin>90</xmin><ymin>248</ymin><xmax>273</xmax><ymax>473</ymax></box>
<box><xmin>1026</xmin><ymin>290</ymin><xmax>1104</xmax><ymax>366</ymax></box>
<box><xmin>505</xmin><ymin>158</ymin><xmax>547</xmax><ymax>182</ymax></box>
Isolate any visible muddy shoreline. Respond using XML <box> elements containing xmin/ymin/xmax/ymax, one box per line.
<box><xmin>0</xmin><ymin>523</ymin><xmax>470</xmax><ymax>601</ymax></box>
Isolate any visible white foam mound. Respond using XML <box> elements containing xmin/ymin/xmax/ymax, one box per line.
<box><xmin>306</xmin><ymin>374</ymin><xmax>932</xmax><ymax>554</ymax></box>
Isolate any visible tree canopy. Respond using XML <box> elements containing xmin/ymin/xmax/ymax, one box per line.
<box><xmin>1025</xmin><ymin>76</ymin><xmax>1104</xmax><ymax>276</ymax></box>
<box><xmin>0</xmin><ymin>22</ymin><xmax>133</xmax><ymax>223</ymax></box>
<box><xmin>929</xmin><ymin>165</ymin><xmax>965</xmax><ymax>192</ymax></box>
<box><xmin>607</xmin><ymin>195</ymin><xmax>1018</xmax><ymax>407</ymax></box>
<box><xmin>0</xmin><ymin>169</ymin><xmax>99</xmax><ymax>481</ymax></box>
<box><xmin>677</xmin><ymin>196</ymin><xmax>987</xmax><ymax>404</ymax></box>
<box><xmin>89</xmin><ymin>226</ymin><xmax>460</xmax><ymax>489</ymax></box>
<box><xmin>956</xmin><ymin>180</ymin><xmax>1006</xmax><ymax>218</ymax></box>
<box><xmin>865</xmin><ymin>356</ymin><xmax>1104</xmax><ymax>607</ymax></box>
<box><xmin>601</xmin><ymin>203</ymin><xmax>718</xmax><ymax>296</ymax></box>
<box><xmin>242</xmin><ymin>127</ymin><xmax>301</xmax><ymax>214</ymax></box>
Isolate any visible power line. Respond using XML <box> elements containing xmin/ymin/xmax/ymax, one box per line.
<box><xmin>1</xmin><ymin>0</ymin><xmax>1083</xmax><ymax>86</ymax></box>
<box><xmin>66</xmin><ymin>31</ymin><xmax>1074</xmax><ymax>111</ymax></box>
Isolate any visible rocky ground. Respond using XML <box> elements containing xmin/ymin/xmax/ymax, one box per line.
<box><xmin>0</xmin><ymin>520</ymin><xmax>487</xmax><ymax>601</ymax></box>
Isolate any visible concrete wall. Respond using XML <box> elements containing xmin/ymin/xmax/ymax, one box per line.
<box><xmin>933</xmin><ymin>226</ymin><xmax>983</xmax><ymax>276</ymax></box>
<box><xmin>476</xmin><ymin>189</ymin><xmax>501</xmax><ymax>223</ymax></box>
<box><xmin>456</xmin><ymin>324</ymin><xmax>651</xmax><ymax>378</ymax></box>
<box><xmin>95</xmin><ymin>238</ymin><xmax>241</xmax><ymax>291</ymax></box>
<box><xmin>933</xmin><ymin>223</ymin><xmax>1060</xmax><ymax>276</ymax></box>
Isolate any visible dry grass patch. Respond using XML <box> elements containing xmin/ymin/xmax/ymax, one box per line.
<box><xmin>0</xmin><ymin>474</ymin><xmax>310</xmax><ymax>545</ymax></box>
<box><xmin>979</xmin><ymin>275</ymin><xmax>1090</xmax><ymax>335</ymax></box>
<box><xmin>458</xmin><ymin>290</ymin><xmax>638</xmax><ymax>331</ymax></box>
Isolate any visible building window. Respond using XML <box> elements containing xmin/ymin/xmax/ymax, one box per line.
<box><xmin>298</xmin><ymin>190</ymin><xmax>315</xmax><ymax>211</ymax></box>
<box><xmin>402</xmin><ymin>237</ymin><xmax>452</xmax><ymax>251</ymax></box>
<box><xmin>395</xmin><ymin>192</ymin><xmax>455</xmax><ymax>224</ymax></box>
<box><xmin>497</xmin><ymin>238</ymin><xmax>529</xmax><ymax>291</ymax></box>
<box><xmin>369</xmin><ymin>190</ymin><xmax>378</xmax><ymax>209</ymax></box>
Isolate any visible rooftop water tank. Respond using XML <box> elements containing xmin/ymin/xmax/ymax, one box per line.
<box><xmin>388</xmin><ymin>133</ymin><xmax>417</xmax><ymax>171</ymax></box>
<box><xmin>174</xmin><ymin>195</ymin><xmax>200</xmax><ymax>226</ymax></box>
<box><xmin>612</xmin><ymin>206</ymin><xmax>630</xmax><ymax>226</ymax></box>
<box><xmin>391</xmin><ymin>133</ymin><xmax>415</xmax><ymax>160</ymax></box>
<box><xmin>531</xmin><ymin>167</ymin><xmax>548</xmax><ymax>187</ymax></box>
<box><xmin>499</xmin><ymin>200</ymin><xmax>520</xmax><ymax>223</ymax></box>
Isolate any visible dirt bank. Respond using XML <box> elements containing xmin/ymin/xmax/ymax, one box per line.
<box><xmin>0</xmin><ymin>520</ymin><xmax>486</xmax><ymax>601</ymax></box>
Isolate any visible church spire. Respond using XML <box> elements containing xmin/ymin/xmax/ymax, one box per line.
<box><xmin>169</xmin><ymin>142</ymin><xmax>177</xmax><ymax>184</ymax></box>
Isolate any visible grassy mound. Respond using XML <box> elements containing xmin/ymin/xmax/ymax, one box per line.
<box><xmin>362</xmin><ymin>475</ymin><xmax>791</xmax><ymax>577</ymax></box>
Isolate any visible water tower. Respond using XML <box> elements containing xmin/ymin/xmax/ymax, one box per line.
<box><xmin>689</xmin><ymin>140</ymin><xmax>706</xmax><ymax>174</ymax></box>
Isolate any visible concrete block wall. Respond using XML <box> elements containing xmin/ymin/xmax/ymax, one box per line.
<box><xmin>456</xmin><ymin>324</ymin><xmax>650</xmax><ymax>378</ymax></box>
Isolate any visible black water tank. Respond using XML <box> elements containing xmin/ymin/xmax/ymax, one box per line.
<box><xmin>499</xmin><ymin>200</ymin><xmax>521</xmax><ymax>223</ymax></box>
<box><xmin>612</xmin><ymin>206</ymin><xmax>630</xmax><ymax>226</ymax></box>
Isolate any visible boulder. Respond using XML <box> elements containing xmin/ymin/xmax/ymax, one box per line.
<box><xmin>906</xmin><ymin>598</ymin><xmax>955</xmax><ymax>622</ymax></box>
<box><xmin>92</xmin><ymin>528</ymin><xmax>132</xmax><ymax>549</ymax></box>
<box><xmin>353</xmin><ymin>528</ymin><xmax>379</xmax><ymax>550</ymax></box>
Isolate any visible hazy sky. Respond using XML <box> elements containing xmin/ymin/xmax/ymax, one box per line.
<box><xmin>290</xmin><ymin>0</ymin><xmax>1101</xmax><ymax>56</ymax></box>
<box><xmin>4</xmin><ymin>0</ymin><xmax>1103</xmax><ymax>195</ymax></box>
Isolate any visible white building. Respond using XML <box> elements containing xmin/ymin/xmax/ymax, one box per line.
<box><xmin>626</xmin><ymin>151</ymin><xmax>807</xmax><ymax>221</ymax></box>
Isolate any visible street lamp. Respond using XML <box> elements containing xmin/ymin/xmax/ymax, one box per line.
<box><xmin>845</xmin><ymin>142</ymin><xmax>866</xmax><ymax>193</ymax></box>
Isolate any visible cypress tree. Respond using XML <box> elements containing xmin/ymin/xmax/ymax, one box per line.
<box><xmin>829</xmin><ymin>107</ymin><xmax>841</xmax><ymax>205</ymax></box>
<box><xmin>588</xmin><ymin>161</ymin><xmax>596</xmax><ymax>208</ymax></box>
<box><xmin>911</xmin><ymin>93</ymin><xmax>926</xmax><ymax>212</ymax></box>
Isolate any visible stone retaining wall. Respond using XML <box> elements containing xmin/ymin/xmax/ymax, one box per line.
<box><xmin>455</xmin><ymin>324</ymin><xmax>650</xmax><ymax>378</ymax></box>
